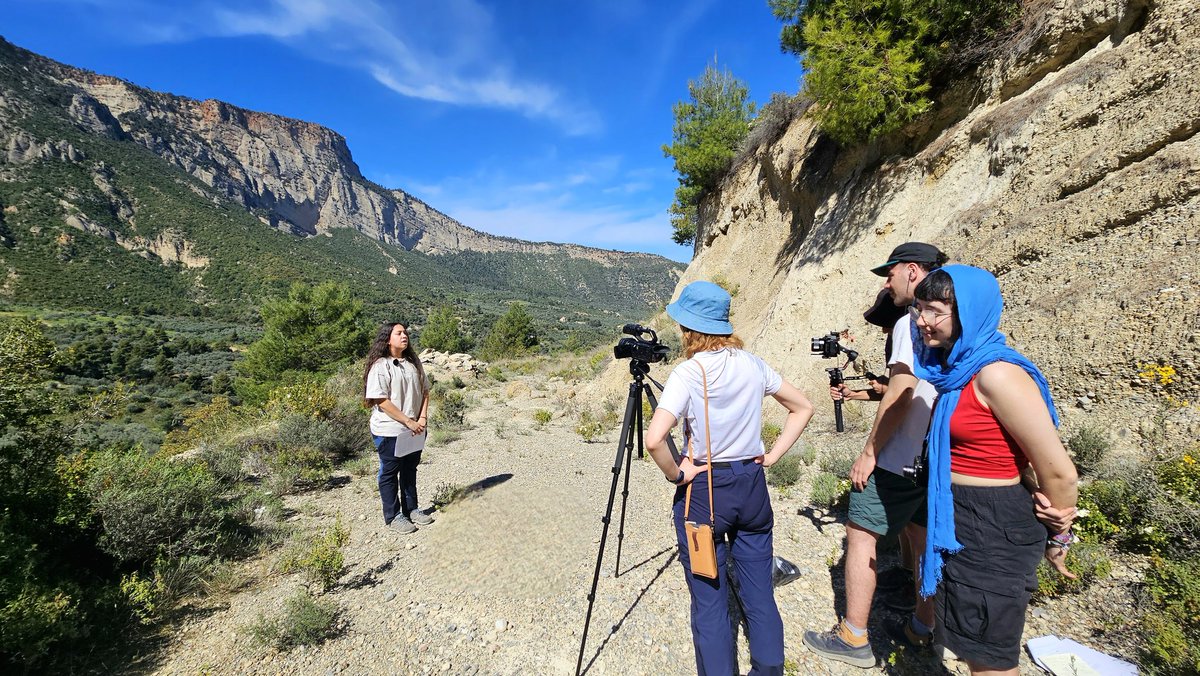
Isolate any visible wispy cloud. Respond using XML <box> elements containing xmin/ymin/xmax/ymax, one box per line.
<box><xmin>392</xmin><ymin>155</ymin><xmax>681</xmax><ymax>257</ymax></box>
<box><xmin>64</xmin><ymin>0</ymin><xmax>601</xmax><ymax>134</ymax></box>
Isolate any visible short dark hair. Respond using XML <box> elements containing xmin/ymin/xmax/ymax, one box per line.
<box><xmin>914</xmin><ymin>269</ymin><xmax>955</xmax><ymax>304</ymax></box>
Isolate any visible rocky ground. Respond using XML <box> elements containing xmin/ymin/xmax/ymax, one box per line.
<box><xmin>144</xmin><ymin>363</ymin><xmax>1145</xmax><ymax>675</ymax></box>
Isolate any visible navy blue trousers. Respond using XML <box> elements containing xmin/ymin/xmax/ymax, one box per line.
<box><xmin>673</xmin><ymin>460</ymin><xmax>784</xmax><ymax>676</ymax></box>
<box><xmin>374</xmin><ymin>435</ymin><xmax>421</xmax><ymax>525</ymax></box>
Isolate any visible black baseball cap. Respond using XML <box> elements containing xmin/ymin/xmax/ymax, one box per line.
<box><xmin>863</xmin><ymin>288</ymin><xmax>905</xmax><ymax>327</ymax></box>
<box><xmin>870</xmin><ymin>242</ymin><xmax>945</xmax><ymax>276</ymax></box>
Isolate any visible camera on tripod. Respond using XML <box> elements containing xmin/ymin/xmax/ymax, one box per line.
<box><xmin>613</xmin><ymin>323</ymin><xmax>669</xmax><ymax>364</ymax></box>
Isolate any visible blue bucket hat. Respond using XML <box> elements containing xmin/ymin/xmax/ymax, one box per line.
<box><xmin>666</xmin><ymin>281</ymin><xmax>734</xmax><ymax>335</ymax></box>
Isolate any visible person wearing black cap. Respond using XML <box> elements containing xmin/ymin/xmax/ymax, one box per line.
<box><xmin>804</xmin><ymin>243</ymin><xmax>946</xmax><ymax>667</ymax></box>
<box><xmin>829</xmin><ymin>289</ymin><xmax>907</xmax><ymax>403</ymax></box>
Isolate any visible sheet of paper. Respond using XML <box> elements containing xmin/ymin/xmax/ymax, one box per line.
<box><xmin>1027</xmin><ymin>635</ymin><xmax>1137</xmax><ymax>676</ymax></box>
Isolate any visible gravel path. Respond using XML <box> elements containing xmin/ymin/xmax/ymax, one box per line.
<box><xmin>148</xmin><ymin>370</ymin><xmax>1141</xmax><ymax>675</ymax></box>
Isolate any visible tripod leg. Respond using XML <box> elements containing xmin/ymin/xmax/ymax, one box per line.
<box><xmin>614</xmin><ymin>386</ymin><xmax>641</xmax><ymax>578</ymax></box>
<box><xmin>575</xmin><ymin>382</ymin><xmax>641</xmax><ymax>676</ymax></box>
<box><xmin>835</xmin><ymin>399</ymin><xmax>845</xmax><ymax>433</ymax></box>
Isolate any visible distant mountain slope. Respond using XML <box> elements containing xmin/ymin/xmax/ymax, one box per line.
<box><xmin>0</xmin><ymin>38</ymin><xmax>682</xmax><ymax>339</ymax></box>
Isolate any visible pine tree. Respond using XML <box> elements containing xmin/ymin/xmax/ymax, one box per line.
<box><xmin>662</xmin><ymin>61</ymin><xmax>755</xmax><ymax>246</ymax></box>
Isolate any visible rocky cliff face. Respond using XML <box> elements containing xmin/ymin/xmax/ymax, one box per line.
<box><xmin>677</xmin><ymin>0</ymin><xmax>1198</xmax><ymax>441</ymax></box>
<box><xmin>2</xmin><ymin>41</ymin><xmax>658</xmax><ymax>267</ymax></box>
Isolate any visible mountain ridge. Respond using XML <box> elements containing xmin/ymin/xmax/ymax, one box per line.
<box><xmin>1</xmin><ymin>36</ymin><xmax>668</xmax><ymax>266</ymax></box>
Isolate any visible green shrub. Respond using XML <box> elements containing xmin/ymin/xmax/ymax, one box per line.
<box><xmin>1158</xmin><ymin>449</ymin><xmax>1200</xmax><ymax>504</ymax></box>
<box><xmin>533</xmin><ymin>409</ymin><xmax>553</xmax><ymax>427</ymax></box>
<box><xmin>430</xmin><ymin>429</ymin><xmax>461</xmax><ymax>445</ymax></box>
<box><xmin>275</xmin><ymin>412</ymin><xmax>364</xmax><ymax>461</ymax></box>
<box><xmin>121</xmin><ymin>555</ymin><xmax>209</xmax><ymax>624</ymax></box>
<box><xmin>818</xmin><ymin>450</ymin><xmax>854</xmax><ymax>478</ymax></box>
<box><xmin>264</xmin><ymin>445</ymin><xmax>332</xmax><ymax>496</ymax></box>
<box><xmin>798</xmin><ymin>446</ymin><xmax>817</xmax><ymax>466</ymax></box>
<box><xmin>431</xmin><ymin>390</ymin><xmax>466</xmax><ymax>428</ymax></box>
<box><xmin>1067</xmin><ymin>425</ymin><xmax>1111</xmax><ymax>475</ymax></box>
<box><xmin>767</xmin><ymin>453</ymin><xmax>802</xmax><ymax>488</ymax></box>
<box><xmin>811</xmin><ymin>471</ymin><xmax>850</xmax><ymax>509</ymax></box>
<box><xmin>487</xmin><ymin>365</ymin><xmax>507</xmax><ymax>382</ymax></box>
<box><xmin>432</xmin><ymin>482</ymin><xmax>467</xmax><ymax>508</ymax></box>
<box><xmin>761</xmin><ymin>422</ymin><xmax>782</xmax><ymax>449</ymax></box>
<box><xmin>86</xmin><ymin>449</ymin><xmax>233</xmax><ymax>565</ymax></box>
<box><xmin>245</xmin><ymin>589</ymin><xmax>339</xmax><ymax>650</ymax></box>
<box><xmin>266</xmin><ymin>382</ymin><xmax>338</xmax><ymax>419</ymax></box>
<box><xmin>577</xmin><ymin>421</ymin><xmax>604</xmax><ymax>443</ymax></box>
<box><xmin>1142</xmin><ymin>555</ymin><xmax>1200</xmax><ymax>674</ymax></box>
<box><xmin>280</xmin><ymin>518</ymin><xmax>349</xmax><ymax>593</ymax></box>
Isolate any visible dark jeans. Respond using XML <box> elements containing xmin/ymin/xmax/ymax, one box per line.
<box><xmin>673</xmin><ymin>459</ymin><xmax>783</xmax><ymax>676</ymax></box>
<box><xmin>374</xmin><ymin>435</ymin><xmax>421</xmax><ymax>525</ymax></box>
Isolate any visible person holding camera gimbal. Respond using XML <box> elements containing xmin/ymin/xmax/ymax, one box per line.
<box><xmin>804</xmin><ymin>243</ymin><xmax>946</xmax><ymax>667</ymax></box>
<box><xmin>645</xmin><ymin>281</ymin><xmax>813</xmax><ymax>676</ymax></box>
<box><xmin>828</xmin><ymin>289</ymin><xmax>906</xmax><ymax>403</ymax></box>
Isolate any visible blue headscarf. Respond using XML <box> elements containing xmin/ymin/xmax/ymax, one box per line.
<box><xmin>912</xmin><ymin>265</ymin><xmax>1059</xmax><ymax>598</ymax></box>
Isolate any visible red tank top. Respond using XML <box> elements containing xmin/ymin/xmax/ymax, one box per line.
<box><xmin>949</xmin><ymin>377</ymin><xmax>1028</xmax><ymax>479</ymax></box>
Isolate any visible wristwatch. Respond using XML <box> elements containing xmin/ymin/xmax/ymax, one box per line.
<box><xmin>669</xmin><ymin>469</ymin><xmax>685</xmax><ymax>485</ymax></box>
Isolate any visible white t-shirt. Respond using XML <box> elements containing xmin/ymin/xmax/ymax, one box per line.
<box><xmin>365</xmin><ymin>356</ymin><xmax>430</xmax><ymax>456</ymax></box>
<box><xmin>656</xmin><ymin>348</ymin><xmax>783</xmax><ymax>463</ymax></box>
<box><xmin>875</xmin><ymin>314</ymin><xmax>938</xmax><ymax>475</ymax></box>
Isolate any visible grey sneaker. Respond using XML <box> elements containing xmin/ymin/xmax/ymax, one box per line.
<box><xmin>388</xmin><ymin>516</ymin><xmax>417</xmax><ymax>534</ymax></box>
<box><xmin>409</xmin><ymin>509</ymin><xmax>434</xmax><ymax>526</ymax></box>
<box><xmin>803</xmin><ymin>620</ymin><xmax>876</xmax><ymax>668</ymax></box>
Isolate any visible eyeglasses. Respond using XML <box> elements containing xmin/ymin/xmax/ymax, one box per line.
<box><xmin>908</xmin><ymin>306</ymin><xmax>952</xmax><ymax>325</ymax></box>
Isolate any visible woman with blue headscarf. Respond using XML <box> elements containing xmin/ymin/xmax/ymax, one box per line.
<box><xmin>909</xmin><ymin>266</ymin><xmax>1078</xmax><ymax>675</ymax></box>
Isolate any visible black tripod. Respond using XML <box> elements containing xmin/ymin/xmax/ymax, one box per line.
<box><xmin>575</xmin><ymin>358</ymin><xmax>680</xmax><ymax>676</ymax></box>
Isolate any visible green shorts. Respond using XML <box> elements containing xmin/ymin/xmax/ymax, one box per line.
<box><xmin>848</xmin><ymin>468</ymin><xmax>927</xmax><ymax>536</ymax></box>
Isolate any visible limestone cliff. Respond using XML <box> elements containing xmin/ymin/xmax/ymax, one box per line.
<box><xmin>0</xmin><ymin>39</ymin><xmax>659</xmax><ymax>267</ymax></box>
<box><xmin>678</xmin><ymin>0</ymin><xmax>1198</xmax><ymax>441</ymax></box>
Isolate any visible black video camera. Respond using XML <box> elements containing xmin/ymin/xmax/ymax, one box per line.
<box><xmin>811</xmin><ymin>331</ymin><xmax>858</xmax><ymax>362</ymax></box>
<box><xmin>613</xmin><ymin>323</ymin><xmax>669</xmax><ymax>364</ymax></box>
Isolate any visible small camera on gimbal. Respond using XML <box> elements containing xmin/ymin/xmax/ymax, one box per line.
<box><xmin>811</xmin><ymin>330</ymin><xmax>864</xmax><ymax>433</ymax></box>
<box><xmin>613</xmin><ymin>323</ymin><xmax>669</xmax><ymax>364</ymax></box>
<box><xmin>811</xmin><ymin>331</ymin><xmax>859</xmax><ymax>362</ymax></box>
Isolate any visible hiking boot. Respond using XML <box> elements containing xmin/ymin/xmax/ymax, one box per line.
<box><xmin>803</xmin><ymin>619</ymin><xmax>876</xmax><ymax>668</ymax></box>
<box><xmin>886</xmin><ymin>618</ymin><xmax>933</xmax><ymax>650</ymax></box>
<box><xmin>388</xmin><ymin>515</ymin><xmax>417</xmax><ymax>534</ymax></box>
<box><xmin>409</xmin><ymin>509</ymin><xmax>434</xmax><ymax>526</ymax></box>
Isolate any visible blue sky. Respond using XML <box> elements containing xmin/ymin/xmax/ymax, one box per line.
<box><xmin>4</xmin><ymin>0</ymin><xmax>804</xmax><ymax>262</ymax></box>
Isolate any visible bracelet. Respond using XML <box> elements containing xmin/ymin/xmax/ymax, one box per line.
<box><xmin>669</xmin><ymin>469</ymin><xmax>685</xmax><ymax>485</ymax></box>
<box><xmin>1047</xmin><ymin>531</ymin><xmax>1076</xmax><ymax>550</ymax></box>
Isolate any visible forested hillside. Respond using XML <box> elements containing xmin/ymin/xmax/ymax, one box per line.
<box><xmin>0</xmin><ymin>37</ymin><xmax>682</xmax><ymax>341</ymax></box>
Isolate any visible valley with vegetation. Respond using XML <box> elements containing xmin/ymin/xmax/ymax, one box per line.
<box><xmin>2</xmin><ymin>0</ymin><xmax>1199</xmax><ymax>674</ymax></box>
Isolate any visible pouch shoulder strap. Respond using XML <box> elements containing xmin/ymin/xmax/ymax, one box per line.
<box><xmin>683</xmin><ymin>362</ymin><xmax>716</xmax><ymax>526</ymax></box>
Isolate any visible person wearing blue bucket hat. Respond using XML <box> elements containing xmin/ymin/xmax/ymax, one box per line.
<box><xmin>645</xmin><ymin>280</ymin><xmax>815</xmax><ymax>676</ymax></box>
